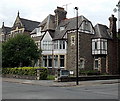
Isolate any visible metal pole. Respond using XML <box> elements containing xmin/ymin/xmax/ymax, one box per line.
<box><xmin>52</xmin><ymin>42</ymin><xmax>54</xmax><ymax>74</ymax></box>
<box><xmin>75</xmin><ymin>7</ymin><xmax>79</xmax><ymax>85</ymax></box>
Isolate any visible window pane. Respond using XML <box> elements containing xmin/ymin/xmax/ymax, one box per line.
<box><xmin>103</xmin><ymin>41</ymin><xmax>106</xmax><ymax>49</ymax></box>
<box><xmin>48</xmin><ymin>55</ymin><xmax>52</xmax><ymax>67</ymax></box>
<box><xmin>60</xmin><ymin>41</ymin><xmax>62</xmax><ymax>49</ymax></box>
<box><xmin>60</xmin><ymin>55</ymin><xmax>64</xmax><ymax>67</ymax></box>
<box><xmin>95</xmin><ymin>42</ymin><xmax>97</xmax><ymax>49</ymax></box>
<box><xmin>54</xmin><ymin>55</ymin><xmax>58</xmax><ymax>67</ymax></box>
<box><xmin>43</xmin><ymin>56</ymin><xmax>47</xmax><ymax>67</ymax></box>
<box><xmin>63</xmin><ymin>41</ymin><xmax>65</xmax><ymax>49</ymax></box>
<box><xmin>95</xmin><ymin>60</ymin><xmax>98</xmax><ymax>68</ymax></box>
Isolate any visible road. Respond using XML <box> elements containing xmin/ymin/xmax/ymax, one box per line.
<box><xmin>2</xmin><ymin>81</ymin><xmax>119</xmax><ymax>99</ymax></box>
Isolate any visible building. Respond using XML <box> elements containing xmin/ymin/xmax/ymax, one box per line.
<box><xmin>30</xmin><ymin>7</ymin><xmax>68</xmax><ymax>72</ymax></box>
<box><xmin>31</xmin><ymin>7</ymin><xmax>120</xmax><ymax>75</ymax></box>
<box><xmin>11</xmin><ymin>12</ymin><xmax>40</xmax><ymax>37</ymax></box>
<box><xmin>67</xmin><ymin>14</ymin><xmax>120</xmax><ymax>75</ymax></box>
<box><xmin>0</xmin><ymin>11</ymin><xmax>40</xmax><ymax>43</ymax></box>
<box><xmin>0</xmin><ymin>22</ymin><xmax>11</xmax><ymax>42</ymax></box>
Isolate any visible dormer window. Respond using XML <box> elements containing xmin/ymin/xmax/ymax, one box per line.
<box><xmin>92</xmin><ymin>39</ymin><xmax>107</xmax><ymax>55</ymax></box>
<box><xmin>60</xmin><ymin>26</ymin><xmax>65</xmax><ymax>31</ymax></box>
<box><xmin>79</xmin><ymin>20</ymin><xmax>95</xmax><ymax>34</ymax></box>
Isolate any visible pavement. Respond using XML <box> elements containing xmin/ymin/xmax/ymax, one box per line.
<box><xmin>2</xmin><ymin>77</ymin><xmax>120</xmax><ymax>87</ymax></box>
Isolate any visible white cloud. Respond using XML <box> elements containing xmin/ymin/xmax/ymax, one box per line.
<box><xmin>0</xmin><ymin>0</ymin><xmax>119</xmax><ymax>27</ymax></box>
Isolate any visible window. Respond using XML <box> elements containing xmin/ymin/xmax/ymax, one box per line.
<box><xmin>95</xmin><ymin>42</ymin><xmax>97</xmax><ymax>49</ymax></box>
<box><xmin>60</xmin><ymin>26</ymin><xmax>65</xmax><ymax>31</ymax></box>
<box><xmin>54</xmin><ymin>55</ymin><xmax>58</xmax><ymax>67</ymax></box>
<box><xmin>54</xmin><ymin>41</ymin><xmax>58</xmax><ymax>49</ymax></box>
<box><xmin>103</xmin><ymin>41</ymin><xmax>106</xmax><ymax>49</ymax></box>
<box><xmin>79</xmin><ymin>59</ymin><xmax>85</xmax><ymax>68</ymax></box>
<box><xmin>95</xmin><ymin>59</ymin><xmax>98</xmax><ymax>69</ymax></box>
<box><xmin>71</xmin><ymin>36</ymin><xmax>75</xmax><ymax>45</ymax></box>
<box><xmin>43</xmin><ymin>41</ymin><xmax>52</xmax><ymax>50</ymax></box>
<box><xmin>79</xmin><ymin>20</ymin><xmax>94</xmax><ymax>34</ymax></box>
<box><xmin>92</xmin><ymin>39</ymin><xmax>107</xmax><ymax>55</ymax></box>
<box><xmin>48</xmin><ymin>55</ymin><xmax>52</xmax><ymax>67</ymax></box>
<box><xmin>60</xmin><ymin>55</ymin><xmax>64</xmax><ymax>67</ymax></box>
<box><xmin>63</xmin><ymin>41</ymin><xmax>65</xmax><ymax>49</ymax></box>
<box><xmin>60</xmin><ymin>41</ymin><xmax>62</xmax><ymax>49</ymax></box>
<box><xmin>43</xmin><ymin>41</ymin><xmax>47</xmax><ymax>50</ymax></box>
<box><xmin>43</xmin><ymin>56</ymin><xmax>47</xmax><ymax>67</ymax></box>
<box><xmin>59</xmin><ymin>41</ymin><xmax>65</xmax><ymax>49</ymax></box>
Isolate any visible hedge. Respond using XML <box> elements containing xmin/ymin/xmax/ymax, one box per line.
<box><xmin>2</xmin><ymin>67</ymin><xmax>48</xmax><ymax>80</ymax></box>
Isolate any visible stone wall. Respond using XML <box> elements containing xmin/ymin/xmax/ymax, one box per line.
<box><xmin>79</xmin><ymin>32</ymin><xmax>94</xmax><ymax>70</ymax></box>
<box><xmin>66</xmin><ymin>32</ymin><xmax>76</xmax><ymax>73</ymax></box>
<box><xmin>107</xmin><ymin>39</ymin><xmax>118</xmax><ymax>74</ymax></box>
<box><xmin>66</xmin><ymin>31</ymin><xmax>94</xmax><ymax>75</ymax></box>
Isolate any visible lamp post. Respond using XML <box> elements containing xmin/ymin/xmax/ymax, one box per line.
<box><xmin>75</xmin><ymin>7</ymin><xmax>79</xmax><ymax>85</ymax></box>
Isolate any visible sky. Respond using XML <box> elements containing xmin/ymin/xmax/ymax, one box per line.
<box><xmin>0</xmin><ymin>0</ymin><xmax>119</xmax><ymax>28</ymax></box>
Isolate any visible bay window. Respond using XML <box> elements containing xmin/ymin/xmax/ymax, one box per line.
<box><xmin>54</xmin><ymin>40</ymin><xmax>66</xmax><ymax>50</ymax></box>
<box><xmin>42</xmin><ymin>41</ymin><xmax>52</xmax><ymax>50</ymax></box>
<box><xmin>92</xmin><ymin>39</ymin><xmax>107</xmax><ymax>55</ymax></box>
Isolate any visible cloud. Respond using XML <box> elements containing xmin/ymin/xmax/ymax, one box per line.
<box><xmin>0</xmin><ymin>0</ymin><xmax>118</xmax><ymax>27</ymax></box>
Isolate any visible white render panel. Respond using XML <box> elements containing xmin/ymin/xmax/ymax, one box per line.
<box><xmin>54</xmin><ymin>49</ymin><xmax>67</xmax><ymax>54</ymax></box>
<box><xmin>42</xmin><ymin>51</ymin><xmax>53</xmax><ymax>55</ymax></box>
<box><xmin>42</xmin><ymin>31</ymin><xmax>52</xmax><ymax>41</ymax></box>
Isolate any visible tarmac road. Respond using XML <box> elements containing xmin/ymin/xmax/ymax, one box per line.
<box><xmin>2</xmin><ymin>80</ymin><xmax>119</xmax><ymax>99</ymax></box>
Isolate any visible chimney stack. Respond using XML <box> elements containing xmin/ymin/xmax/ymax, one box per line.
<box><xmin>54</xmin><ymin>7</ymin><xmax>67</xmax><ymax>27</ymax></box>
<box><xmin>109</xmin><ymin>14</ymin><xmax>117</xmax><ymax>38</ymax></box>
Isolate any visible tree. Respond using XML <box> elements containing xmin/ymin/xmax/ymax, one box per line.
<box><xmin>2</xmin><ymin>34</ymin><xmax>41</xmax><ymax>67</ymax></box>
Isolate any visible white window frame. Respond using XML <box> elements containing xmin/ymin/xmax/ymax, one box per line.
<box><xmin>92</xmin><ymin>39</ymin><xmax>107</xmax><ymax>55</ymax></box>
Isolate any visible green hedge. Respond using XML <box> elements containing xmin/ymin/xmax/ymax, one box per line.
<box><xmin>2</xmin><ymin>67</ymin><xmax>48</xmax><ymax>80</ymax></box>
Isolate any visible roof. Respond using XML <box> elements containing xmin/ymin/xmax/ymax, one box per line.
<box><xmin>94</xmin><ymin>24</ymin><xmax>112</xmax><ymax>39</ymax></box>
<box><xmin>48</xmin><ymin>30</ymin><xmax>55</xmax><ymax>38</ymax></box>
<box><xmin>20</xmin><ymin>18</ymin><xmax>40</xmax><ymax>32</ymax></box>
<box><xmin>53</xmin><ymin>15</ymin><xmax>89</xmax><ymax>40</ymax></box>
<box><xmin>1</xmin><ymin>26</ymin><xmax>11</xmax><ymax>35</ymax></box>
<box><xmin>39</xmin><ymin>14</ymin><xmax>55</xmax><ymax>31</ymax></box>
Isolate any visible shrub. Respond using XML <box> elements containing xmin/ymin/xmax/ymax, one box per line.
<box><xmin>47</xmin><ymin>75</ymin><xmax>55</xmax><ymax>80</ymax></box>
<box><xmin>36</xmin><ymin>68</ymin><xmax>48</xmax><ymax>80</ymax></box>
<box><xmin>2</xmin><ymin>67</ymin><xmax>48</xmax><ymax>80</ymax></box>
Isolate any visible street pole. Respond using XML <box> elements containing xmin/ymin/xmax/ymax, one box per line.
<box><xmin>75</xmin><ymin>7</ymin><xmax>79</xmax><ymax>85</ymax></box>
